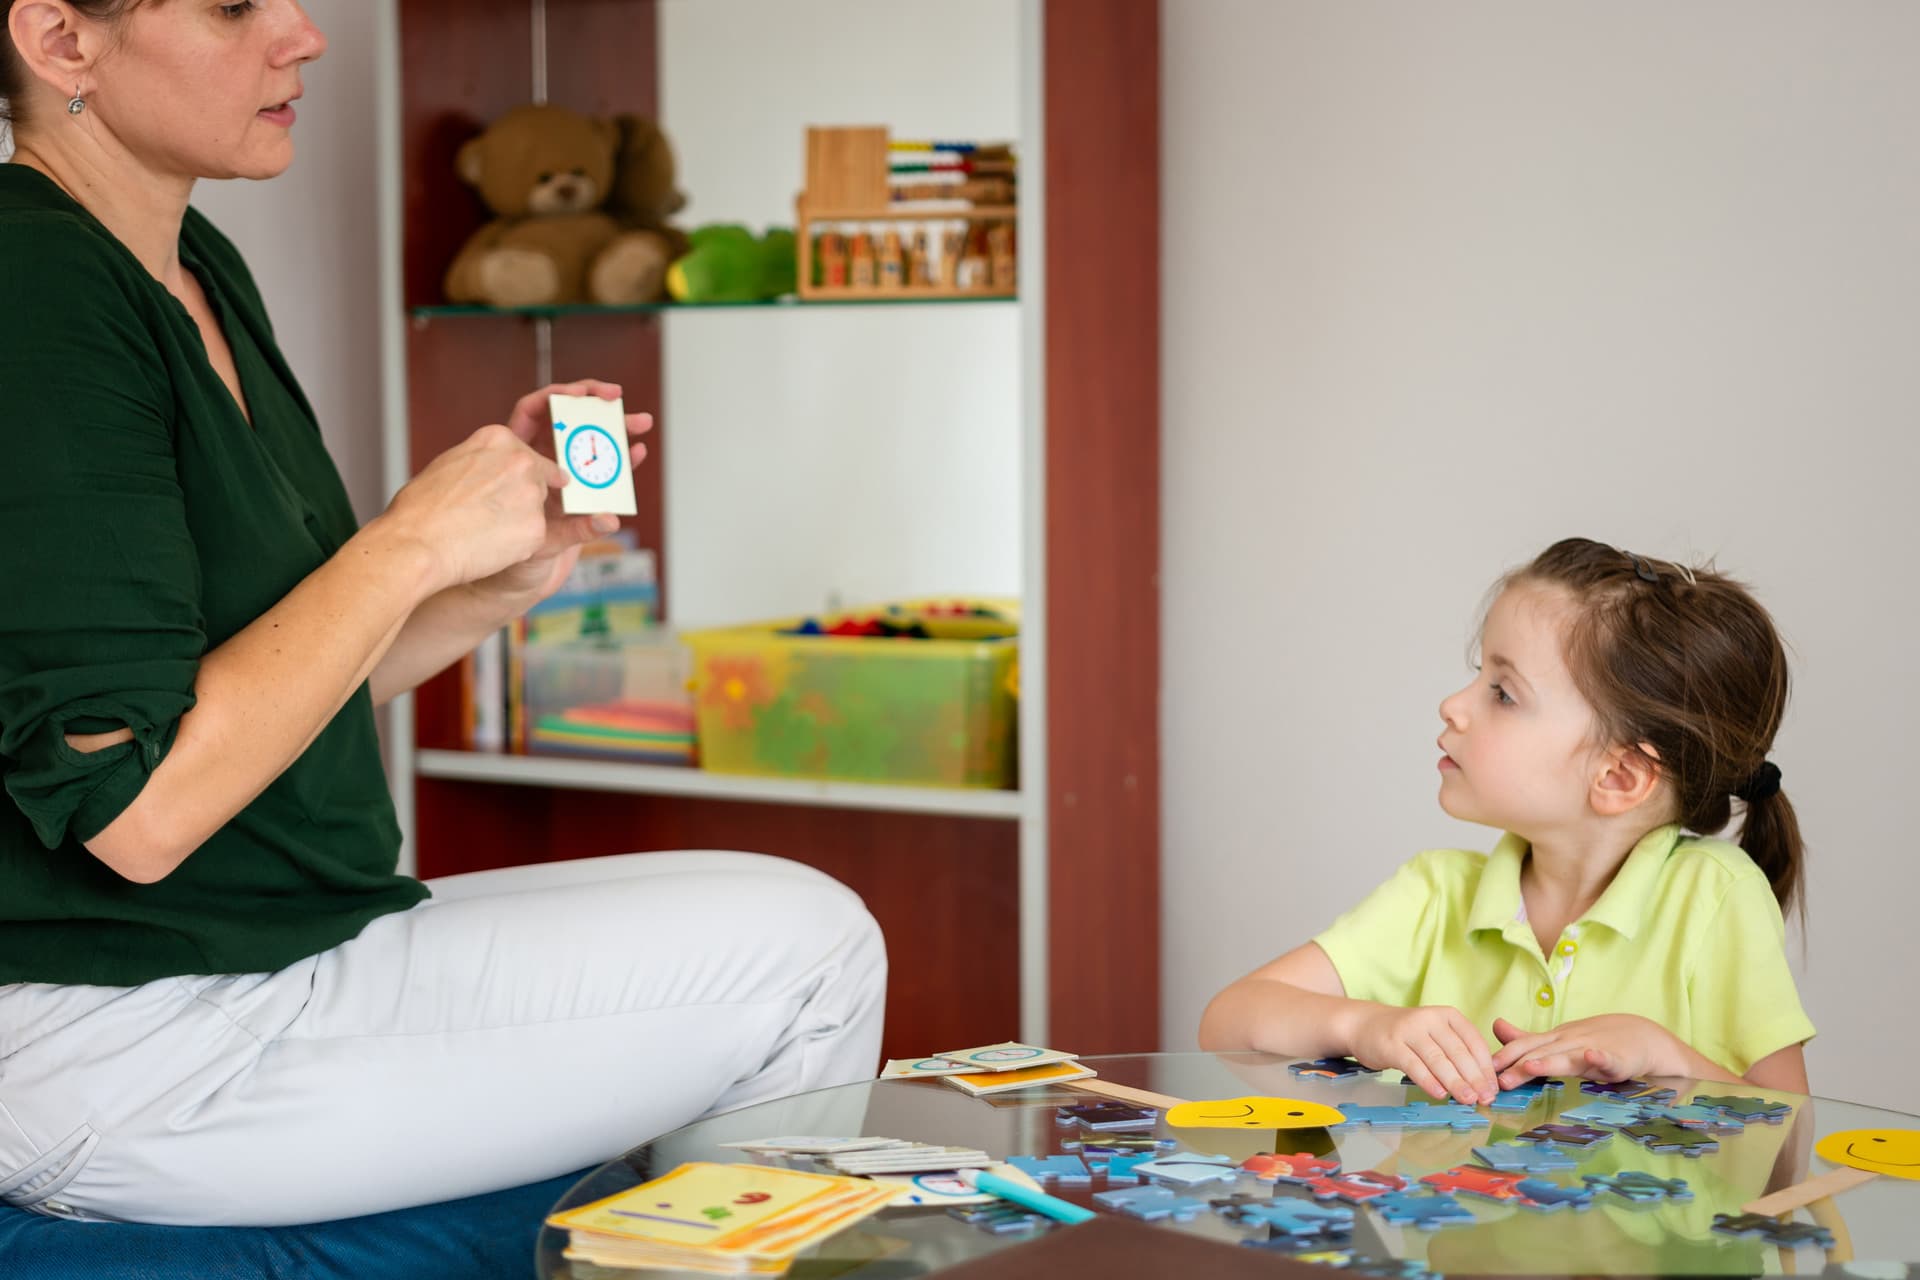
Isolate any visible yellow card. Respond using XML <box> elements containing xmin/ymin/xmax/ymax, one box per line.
<box><xmin>547</xmin><ymin>1162</ymin><xmax>855</xmax><ymax>1249</ymax></box>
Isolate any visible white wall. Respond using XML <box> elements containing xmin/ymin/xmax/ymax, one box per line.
<box><xmin>1163</xmin><ymin>2</ymin><xmax>1920</xmax><ymax>1109</ymax></box>
<box><xmin>658</xmin><ymin>0</ymin><xmax>1023</xmax><ymax>626</ymax></box>
<box><xmin>192</xmin><ymin>0</ymin><xmax>383</xmax><ymax>518</ymax></box>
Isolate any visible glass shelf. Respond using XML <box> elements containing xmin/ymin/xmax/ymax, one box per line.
<box><xmin>410</xmin><ymin>295</ymin><xmax>1016</xmax><ymax>321</ymax></box>
<box><xmin>413</xmin><ymin>748</ymin><xmax>1026</xmax><ymax>820</ymax></box>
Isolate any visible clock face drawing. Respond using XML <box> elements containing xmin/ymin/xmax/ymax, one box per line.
<box><xmin>561</xmin><ymin>423</ymin><xmax>622</xmax><ymax>488</ymax></box>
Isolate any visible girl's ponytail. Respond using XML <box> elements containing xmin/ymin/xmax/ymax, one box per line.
<box><xmin>1736</xmin><ymin>766</ymin><xmax>1805</xmax><ymax>922</ymax></box>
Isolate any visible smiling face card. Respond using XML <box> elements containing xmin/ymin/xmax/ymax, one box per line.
<box><xmin>550</xmin><ymin>393</ymin><xmax>636</xmax><ymax>516</ymax></box>
<box><xmin>1816</xmin><ymin>1128</ymin><xmax>1920</xmax><ymax>1179</ymax></box>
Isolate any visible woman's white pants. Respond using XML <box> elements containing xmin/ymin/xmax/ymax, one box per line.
<box><xmin>0</xmin><ymin>850</ymin><xmax>888</xmax><ymax>1226</ymax></box>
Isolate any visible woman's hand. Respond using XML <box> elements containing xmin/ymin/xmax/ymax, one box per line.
<box><xmin>1350</xmin><ymin>1003</ymin><xmax>1500</xmax><ymax>1103</ymax></box>
<box><xmin>1490</xmin><ymin>1014</ymin><xmax>1684</xmax><ymax>1088</ymax></box>
<box><xmin>466</xmin><ymin>380</ymin><xmax>656</xmax><ymax>609</ymax></box>
<box><xmin>379</xmin><ymin>422</ymin><xmax>568</xmax><ymax>594</ymax></box>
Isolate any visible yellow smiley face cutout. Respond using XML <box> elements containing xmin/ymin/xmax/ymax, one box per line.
<box><xmin>1816</xmin><ymin>1128</ymin><xmax>1920</xmax><ymax>1180</ymax></box>
<box><xmin>1165</xmin><ymin>1096</ymin><xmax>1347</xmax><ymax>1130</ymax></box>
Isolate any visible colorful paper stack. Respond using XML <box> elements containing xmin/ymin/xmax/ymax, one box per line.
<box><xmin>548</xmin><ymin>1161</ymin><xmax>897</xmax><ymax>1274</ymax></box>
<box><xmin>529</xmin><ymin>698</ymin><xmax>696</xmax><ymax>763</ymax></box>
<box><xmin>879</xmin><ymin>1041</ymin><xmax>1096</xmax><ymax>1096</ymax></box>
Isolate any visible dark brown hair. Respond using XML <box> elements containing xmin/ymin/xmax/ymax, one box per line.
<box><xmin>1</xmin><ymin>0</ymin><xmax>142</xmax><ymax>129</ymax></box>
<box><xmin>1505</xmin><ymin>537</ymin><xmax>1803</xmax><ymax>917</ymax></box>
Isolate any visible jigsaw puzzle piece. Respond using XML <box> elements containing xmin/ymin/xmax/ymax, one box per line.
<box><xmin>1211</xmin><ymin>1194</ymin><xmax>1355</xmax><ymax>1237</ymax></box>
<box><xmin>1620</xmin><ymin>1120</ymin><xmax>1720</xmax><ymax>1158</ymax></box>
<box><xmin>1557</xmin><ymin>1100</ymin><xmax>1655</xmax><ymax>1129</ymax></box>
<box><xmin>1242</xmin><ymin>1152</ymin><xmax>1342</xmax><ymax>1185</ymax></box>
<box><xmin>1131</xmin><ymin>1152</ymin><xmax>1242</xmax><ymax>1187</ymax></box>
<box><xmin>1334</xmin><ymin>1102</ymin><xmax>1484</xmax><ymax>1130</ymax></box>
<box><xmin>1304</xmin><ymin>1170</ymin><xmax>1410</xmax><ymax>1204</ymax></box>
<box><xmin>1372</xmin><ymin>1191</ymin><xmax>1478</xmax><ymax>1230</ymax></box>
<box><xmin>1581</xmin><ymin>1171</ymin><xmax>1693</xmax><ymax>1204</ymax></box>
<box><xmin>1511</xmin><ymin>1177</ymin><xmax>1597</xmax><ymax>1212</ymax></box>
<box><xmin>1516</xmin><ymin>1122</ymin><xmax>1613</xmax><ymax>1149</ymax></box>
<box><xmin>1635</xmin><ymin>1103</ymin><xmax>1746</xmax><ymax>1133</ymax></box>
<box><xmin>1711</xmin><ymin>1213</ymin><xmax>1836</xmax><ymax>1248</ymax></box>
<box><xmin>1006</xmin><ymin>1154</ymin><xmax>1091</xmax><ymax>1185</ymax></box>
<box><xmin>1692</xmin><ymin>1094</ymin><xmax>1794</xmax><ymax>1125</ymax></box>
<box><xmin>1489</xmin><ymin>1078</ymin><xmax>1565</xmax><ymax>1111</ymax></box>
<box><xmin>1471</xmin><ymin>1143</ymin><xmax>1577</xmax><ymax>1173</ymax></box>
<box><xmin>946</xmin><ymin>1201</ymin><xmax>1048</xmax><ymax>1234</ymax></box>
<box><xmin>1579</xmin><ymin>1079</ymin><xmax>1678</xmax><ymax>1105</ymax></box>
<box><xmin>1086</xmin><ymin>1151</ymin><xmax>1156</xmax><ymax>1184</ymax></box>
<box><xmin>1419</xmin><ymin>1165</ymin><xmax>1528</xmax><ymax>1201</ymax></box>
<box><xmin>1288</xmin><ymin>1057</ymin><xmax>1381</xmax><ymax>1080</ymax></box>
<box><xmin>1054</xmin><ymin>1101</ymin><xmax>1159</xmax><ymax>1131</ymax></box>
<box><xmin>1092</xmin><ymin>1184</ymin><xmax>1210</xmax><ymax>1222</ymax></box>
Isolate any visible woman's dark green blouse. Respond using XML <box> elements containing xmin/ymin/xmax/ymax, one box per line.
<box><xmin>0</xmin><ymin>165</ymin><xmax>426</xmax><ymax>985</ymax></box>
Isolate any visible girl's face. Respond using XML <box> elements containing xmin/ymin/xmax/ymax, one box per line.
<box><xmin>90</xmin><ymin>0</ymin><xmax>326</xmax><ymax>182</ymax></box>
<box><xmin>1436</xmin><ymin>582</ymin><xmax>1608</xmax><ymax>838</ymax></box>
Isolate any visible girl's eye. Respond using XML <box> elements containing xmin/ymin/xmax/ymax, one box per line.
<box><xmin>219</xmin><ymin>1</ymin><xmax>257</xmax><ymax>16</ymax></box>
<box><xmin>1490</xmin><ymin>682</ymin><xmax>1515</xmax><ymax>707</ymax></box>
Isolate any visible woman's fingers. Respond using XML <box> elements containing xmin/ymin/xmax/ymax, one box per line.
<box><xmin>506</xmin><ymin>381</ymin><xmax>627</xmax><ymax>441</ymax></box>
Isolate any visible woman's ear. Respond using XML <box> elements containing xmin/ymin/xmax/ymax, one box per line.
<box><xmin>1591</xmin><ymin>742</ymin><xmax>1662</xmax><ymax>817</ymax></box>
<box><xmin>9</xmin><ymin>2</ymin><xmax>96</xmax><ymax>101</ymax></box>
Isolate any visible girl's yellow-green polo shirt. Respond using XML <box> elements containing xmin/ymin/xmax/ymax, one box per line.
<box><xmin>1314</xmin><ymin>823</ymin><xmax>1814</xmax><ymax>1076</ymax></box>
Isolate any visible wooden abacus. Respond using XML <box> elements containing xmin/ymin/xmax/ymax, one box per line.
<box><xmin>796</xmin><ymin>126</ymin><xmax>1016</xmax><ymax>302</ymax></box>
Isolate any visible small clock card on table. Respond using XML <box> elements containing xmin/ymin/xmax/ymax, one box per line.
<box><xmin>549</xmin><ymin>393</ymin><xmax>636</xmax><ymax>517</ymax></box>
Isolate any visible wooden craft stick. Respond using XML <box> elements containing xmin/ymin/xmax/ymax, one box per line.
<box><xmin>1743</xmin><ymin>1166</ymin><xmax>1878</xmax><ymax>1216</ymax></box>
<box><xmin>1068</xmin><ymin>1077</ymin><xmax>1189</xmax><ymax>1111</ymax></box>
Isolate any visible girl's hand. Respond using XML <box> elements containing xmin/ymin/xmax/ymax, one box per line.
<box><xmin>1351</xmin><ymin>1004</ymin><xmax>1500</xmax><ymax>1103</ymax></box>
<box><xmin>469</xmin><ymin>381</ymin><xmax>656</xmax><ymax>609</ymax></box>
<box><xmin>1490</xmin><ymin>1014</ymin><xmax>1683</xmax><ymax>1088</ymax></box>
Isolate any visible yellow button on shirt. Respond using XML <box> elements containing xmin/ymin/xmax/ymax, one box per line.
<box><xmin>1312</xmin><ymin>824</ymin><xmax>1815</xmax><ymax>1076</ymax></box>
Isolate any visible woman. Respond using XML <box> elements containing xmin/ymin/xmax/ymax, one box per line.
<box><xmin>0</xmin><ymin>0</ymin><xmax>886</xmax><ymax>1227</ymax></box>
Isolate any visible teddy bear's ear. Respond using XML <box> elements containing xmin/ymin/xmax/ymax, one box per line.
<box><xmin>594</xmin><ymin>116</ymin><xmax>621</xmax><ymax>153</ymax></box>
<box><xmin>456</xmin><ymin>136</ymin><xmax>486</xmax><ymax>188</ymax></box>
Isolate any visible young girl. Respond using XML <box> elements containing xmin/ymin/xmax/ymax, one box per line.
<box><xmin>1200</xmin><ymin>538</ymin><xmax>1814</xmax><ymax>1101</ymax></box>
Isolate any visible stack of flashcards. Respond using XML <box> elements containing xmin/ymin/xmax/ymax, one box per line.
<box><xmin>886</xmin><ymin>1042</ymin><xmax>1095</xmax><ymax>1097</ymax></box>
<box><xmin>547</xmin><ymin>1161</ymin><xmax>896</xmax><ymax>1274</ymax></box>
<box><xmin>824</xmin><ymin>1144</ymin><xmax>993</xmax><ymax>1175</ymax></box>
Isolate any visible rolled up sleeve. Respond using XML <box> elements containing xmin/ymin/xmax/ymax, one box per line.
<box><xmin>0</xmin><ymin>220</ymin><xmax>203</xmax><ymax>848</ymax></box>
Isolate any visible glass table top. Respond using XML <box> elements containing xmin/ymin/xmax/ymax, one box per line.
<box><xmin>536</xmin><ymin>1051</ymin><xmax>1920</xmax><ymax>1278</ymax></box>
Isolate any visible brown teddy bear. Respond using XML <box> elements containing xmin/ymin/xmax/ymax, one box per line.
<box><xmin>444</xmin><ymin>103</ymin><xmax>687</xmax><ymax>307</ymax></box>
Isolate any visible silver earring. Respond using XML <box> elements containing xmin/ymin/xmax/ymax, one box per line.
<box><xmin>66</xmin><ymin>93</ymin><xmax>85</xmax><ymax>115</ymax></box>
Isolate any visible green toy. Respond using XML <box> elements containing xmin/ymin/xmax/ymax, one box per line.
<box><xmin>666</xmin><ymin>225</ymin><xmax>796</xmax><ymax>304</ymax></box>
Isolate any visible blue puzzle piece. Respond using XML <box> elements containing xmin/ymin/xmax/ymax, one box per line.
<box><xmin>1086</xmin><ymin>1152</ymin><xmax>1155</xmax><ymax>1184</ymax></box>
<box><xmin>1212</xmin><ymin>1195</ymin><xmax>1355</xmax><ymax>1237</ymax></box>
<box><xmin>1130</xmin><ymin>1153</ymin><xmax>1242</xmax><ymax>1187</ymax></box>
<box><xmin>947</xmin><ymin>1201</ymin><xmax>1048</xmax><ymax>1233</ymax></box>
<box><xmin>1512</xmin><ymin>1177</ymin><xmax>1597</xmax><ymax>1212</ymax></box>
<box><xmin>1636</xmin><ymin>1103</ymin><xmax>1746</xmax><ymax>1133</ymax></box>
<box><xmin>1333</xmin><ymin>1103</ymin><xmax>1485</xmax><ymax>1131</ymax></box>
<box><xmin>1557</xmin><ymin>1100</ymin><xmax>1655</xmax><ymax>1129</ymax></box>
<box><xmin>1471</xmin><ymin>1143</ymin><xmax>1577</xmax><ymax>1173</ymax></box>
<box><xmin>1691</xmin><ymin>1094</ymin><xmax>1793</xmax><ymax>1124</ymax></box>
<box><xmin>1006</xmin><ymin>1154</ymin><xmax>1091</xmax><ymax>1185</ymax></box>
<box><xmin>1489</xmin><ymin>1078</ymin><xmax>1564</xmax><ymax>1111</ymax></box>
<box><xmin>1093</xmin><ymin>1184</ymin><xmax>1210</xmax><ymax>1222</ymax></box>
<box><xmin>1372</xmin><ymin>1191</ymin><xmax>1478</xmax><ymax>1230</ymax></box>
<box><xmin>1581</xmin><ymin>1171</ymin><xmax>1693</xmax><ymax>1204</ymax></box>
<box><xmin>1346</xmin><ymin>1257</ymin><xmax>1439</xmax><ymax>1279</ymax></box>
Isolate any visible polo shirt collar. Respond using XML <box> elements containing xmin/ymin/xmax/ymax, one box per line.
<box><xmin>1467</xmin><ymin>823</ymin><xmax>1685</xmax><ymax>942</ymax></box>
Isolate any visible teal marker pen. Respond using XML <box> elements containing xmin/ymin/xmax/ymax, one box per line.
<box><xmin>957</xmin><ymin>1168</ymin><xmax>1097</xmax><ymax>1225</ymax></box>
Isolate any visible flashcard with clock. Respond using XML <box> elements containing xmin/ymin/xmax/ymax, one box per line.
<box><xmin>549</xmin><ymin>393</ymin><xmax>637</xmax><ymax>516</ymax></box>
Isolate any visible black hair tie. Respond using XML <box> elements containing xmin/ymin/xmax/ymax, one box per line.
<box><xmin>1735</xmin><ymin>761</ymin><xmax>1782</xmax><ymax>803</ymax></box>
<box><xmin>1629</xmin><ymin>554</ymin><xmax>1660</xmax><ymax>584</ymax></box>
